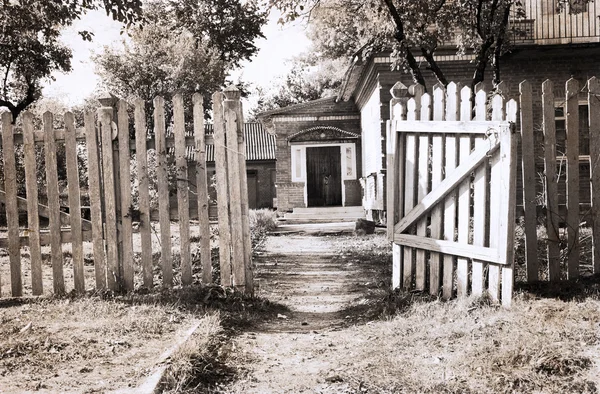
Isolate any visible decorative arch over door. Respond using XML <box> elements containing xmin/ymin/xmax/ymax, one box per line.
<box><xmin>288</xmin><ymin>126</ymin><xmax>360</xmax><ymax>144</ymax></box>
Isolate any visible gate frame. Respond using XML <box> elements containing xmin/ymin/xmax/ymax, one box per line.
<box><xmin>387</xmin><ymin>82</ymin><xmax>518</xmax><ymax>306</ymax></box>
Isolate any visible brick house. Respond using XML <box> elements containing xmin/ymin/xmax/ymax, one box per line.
<box><xmin>258</xmin><ymin>98</ymin><xmax>363</xmax><ymax>212</ymax></box>
<box><xmin>260</xmin><ymin>0</ymin><xmax>600</xmax><ymax>222</ymax></box>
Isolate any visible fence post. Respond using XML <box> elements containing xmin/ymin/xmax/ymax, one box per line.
<box><xmin>223</xmin><ymin>87</ymin><xmax>246</xmax><ymax>291</ymax></box>
<box><xmin>213</xmin><ymin>92</ymin><xmax>232</xmax><ymax>286</ymax></box>
<box><xmin>98</xmin><ymin>93</ymin><xmax>124</xmax><ymax>291</ymax></box>
<box><xmin>98</xmin><ymin>106</ymin><xmax>120</xmax><ymax>291</ymax></box>
<box><xmin>85</xmin><ymin>110</ymin><xmax>107</xmax><ymax>290</ymax></box>
<box><xmin>231</xmin><ymin>94</ymin><xmax>254</xmax><ymax>294</ymax></box>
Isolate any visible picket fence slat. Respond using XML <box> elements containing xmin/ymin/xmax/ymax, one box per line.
<box><xmin>389</xmin><ymin>119</ymin><xmax>404</xmax><ymax>289</ymax></box>
<box><xmin>134</xmin><ymin>99</ymin><xmax>153</xmax><ymax>289</ymax></box>
<box><xmin>403</xmin><ymin>132</ymin><xmax>417</xmax><ymax>289</ymax></box>
<box><xmin>213</xmin><ymin>91</ymin><xmax>232</xmax><ymax>286</ymax></box>
<box><xmin>235</xmin><ymin>101</ymin><xmax>254</xmax><ymax>293</ymax></box>
<box><xmin>456</xmin><ymin>86</ymin><xmax>471</xmax><ymax>297</ymax></box>
<box><xmin>117</xmin><ymin>100</ymin><xmax>134</xmax><ymax>291</ymax></box>
<box><xmin>588</xmin><ymin>77</ymin><xmax>600</xmax><ymax>274</ymax></box>
<box><xmin>84</xmin><ymin>112</ymin><xmax>106</xmax><ymax>290</ymax></box>
<box><xmin>442</xmin><ymin>83</ymin><xmax>459</xmax><ymax>299</ymax></box>
<box><xmin>193</xmin><ymin>94</ymin><xmax>212</xmax><ymax>284</ymax></box>
<box><xmin>173</xmin><ymin>94</ymin><xmax>192</xmax><ymax>286</ymax></box>
<box><xmin>44</xmin><ymin>111</ymin><xmax>65</xmax><ymax>295</ymax></box>
<box><xmin>65</xmin><ymin>112</ymin><xmax>85</xmax><ymax>293</ymax></box>
<box><xmin>500</xmin><ymin>100</ymin><xmax>519</xmax><ymax>307</ymax></box>
<box><xmin>154</xmin><ymin>96</ymin><xmax>173</xmax><ymax>287</ymax></box>
<box><xmin>2</xmin><ymin>112</ymin><xmax>21</xmax><ymax>296</ymax></box>
<box><xmin>542</xmin><ymin>80</ymin><xmax>561</xmax><ymax>280</ymax></box>
<box><xmin>519</xmin><ymin>81</ymin><xmax>538</xmax><ymax>281</ymax></box>
<box><xmin>471</xmin><ymin>87</ymin><xmax>488</xmax><ymax>297</ymax></box>
<box><xmin>23</xmin><ymin>112</ymin><xmax>43</xmax><ymax>295</ymax></box>
<box><xmin>429</xmin><ymin>90</ymin><xmax>444</xmax><ymax>296</ymax></box>
<box><xmin>565</xmin><ymin>78</ymin><xmax>580</xmax><ymax>279</ymax></box>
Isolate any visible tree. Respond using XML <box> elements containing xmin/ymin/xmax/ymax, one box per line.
<box><xmin>94</xmin><ymin>0</ymin><xmax>267</xmax><ymax>116</ymax></box>
<box><xmin>0</xmin><ymin>0</ymin><xmax>143</xmax><ymax>122</ymax></box>
<box><xmin>250</xmin><ymin>55</ymin><xmax>347</xmax><ymax>118</ymax></box>
<box><xmin>269</xmin><ymin>0</ymin><xmax>569</xmax><ymax>92</ymax></box>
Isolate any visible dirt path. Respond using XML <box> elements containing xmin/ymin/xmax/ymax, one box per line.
<box><xmin>224</xmin><ymin>234</ymin><xmax>387</xmax><ymax>393</ymax></box>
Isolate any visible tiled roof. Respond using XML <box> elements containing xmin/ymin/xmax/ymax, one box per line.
<box><xmin>186</xmin><ymin>123</ymin><xmax>275</xmax><ymax>162</ymax></box>
<box><xmin>256</xmin><ymin>96</ymin><xmax>359</xmax><ymax>118</ymax></box>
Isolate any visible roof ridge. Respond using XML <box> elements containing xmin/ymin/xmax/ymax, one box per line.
<box><xmin>257</xmin><ymin>96</ymin><xmax>338</xmax><ymax>117</ymax></box>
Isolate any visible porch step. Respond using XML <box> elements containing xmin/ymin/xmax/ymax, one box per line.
<box><xmin>281</xmin><ymin>206</ymin><xmax>365</xmax><ymax>224</ymax></box>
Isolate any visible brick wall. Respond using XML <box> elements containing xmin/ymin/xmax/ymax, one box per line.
<box><xmin>276</xmin><ymin>182</ymin><xmax>305</xmax><ymax>211</ymax></box>
<box><xmin>344</xmin><ymin>179</ymin><xmax>362</xmax><ymax>206</ymax></box>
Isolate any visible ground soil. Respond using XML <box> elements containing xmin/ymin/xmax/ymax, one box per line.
<box><xmin>223</xmin><ymin>232</ymin><xmax>391</xmax><ymax>393</ymax></box>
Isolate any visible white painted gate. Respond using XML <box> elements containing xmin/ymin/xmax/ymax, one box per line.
<box><xmin>386</xmin><ymin>82</ymin><xmax>518</xmax><ymax>306</ymax></box>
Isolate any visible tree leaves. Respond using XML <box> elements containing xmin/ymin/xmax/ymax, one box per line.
<box><xmin>0</xmin><ymin>0</ymin><xmax>144</xmax><ymax>121</ymax></box>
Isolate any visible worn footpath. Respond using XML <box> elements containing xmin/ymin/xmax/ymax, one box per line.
<box><xmin>223</xmin><ymin>233</ymin><xmax>388</xmax><ymax>393</ymax></box>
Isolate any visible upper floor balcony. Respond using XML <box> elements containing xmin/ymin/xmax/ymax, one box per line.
<box><xmin>510</xmin><ymin>0</ymin><xmax>600</xmax><ymax>45</ymax></box>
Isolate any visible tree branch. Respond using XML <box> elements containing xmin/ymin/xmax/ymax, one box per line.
<box><xmin>492</xmin><ymin>4</ymin><xmax>512</xmax><ymax>87</ymax></box>
<box><xmin>0</xmin><ymin>77</ymin><xmax>39</xmax><ymax>123</ymax></box>
<box><xmin>420</xmin><ymin>47</ymin><xmax>448</xmax><ymax>87</ymax></box>
<box><xmin>470</xmin><ymin>37</ymin><xmax>494</xmax><ymax>94</ymax></box>
<box><xmin>381</xmin><ymin>0</ymin><xmax>427</xmax><ymax>88</ymax></box>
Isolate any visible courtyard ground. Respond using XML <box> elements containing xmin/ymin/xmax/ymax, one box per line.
<box><xmin>214</xmin><ymin>232</ymin><xmax>600</xmax><ymax>394</ymax></box>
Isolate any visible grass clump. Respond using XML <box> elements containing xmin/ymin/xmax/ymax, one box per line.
<box><xmin>158</xmin><ymin>313</ymin><xmax>243</xmax><ymax>394</ymax></box>
<box><xmin>249</xmin><ymin>208</ymin><xmax>278</xmax><ymax>252</ymax></box>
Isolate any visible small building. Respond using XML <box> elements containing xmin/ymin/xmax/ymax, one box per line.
<box><xmin>205</xmin><ymin>123</ymin><xmax>276</xmax><ymax>212</ymax></box>
<box><xmin>258</xmin><ymin>98</ymin><xmax>363</xmax><ymax>212</ymax></box>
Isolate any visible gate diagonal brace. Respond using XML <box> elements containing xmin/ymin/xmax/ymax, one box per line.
<box><xmin>394</xmin><ymin>133</ymin><xmax>500</xmax><ymax>236</ymax></box>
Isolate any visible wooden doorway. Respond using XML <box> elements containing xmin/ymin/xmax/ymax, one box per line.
<box><xmin>247</xmin><ymin>170</ymin><xmax>258</xmax><ymax>209</ymax></box>
<box><xmin>306</xmin><ymin>146</ymin><xmax>342</xmax><ymax>207</ymax></box>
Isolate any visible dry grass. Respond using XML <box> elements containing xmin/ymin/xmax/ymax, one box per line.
<box><xmin>327</xmin><ymin>294</ymin><xmax>599</xmax><ymax>393</ymax></box>
<box><xmin>0</xmin><ymin>293</ymin><xmax>219</xmax><ymax>393</ymax></box>
<box><xmin>159</xmin><ymin>313</ymin><xmax>253</xmax><ymax>394</ymax></box>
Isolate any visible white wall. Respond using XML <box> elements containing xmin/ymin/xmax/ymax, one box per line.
<box><xmin>360</xmin><ymin>85</ymin><xmax>383</xmax><ymax>176</ymax></box>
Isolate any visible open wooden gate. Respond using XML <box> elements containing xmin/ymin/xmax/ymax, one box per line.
<box><xmin>387</xmin><ymin>82</ymin><xmax>518</xmax><ymax>306</ymax></box>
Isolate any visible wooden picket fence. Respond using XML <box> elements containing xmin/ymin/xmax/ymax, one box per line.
<box><xmin>519</xmin><ymin>77</ymin><xmax>600</xmax><ymax>282</ymax></box>
<box><xmin>389</xmin><ymin>77</ymin><xmax>600</xmax><ymax>306</ymax></box>
<box><xmin>0</xmin><ymin>87</ymin><xmax>252</xmax><ymax>297</ymax></box>
<box><xmin>387</xmin><ymin>81</ymin><xmax>518</xmax><ymax>306</ymax></box>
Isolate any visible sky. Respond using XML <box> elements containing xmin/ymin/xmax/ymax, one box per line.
<box><xmin>43</xmin><ymin>8</ymin><xmax>311</xmax><ymax>107</ymax></box>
